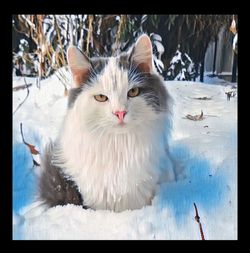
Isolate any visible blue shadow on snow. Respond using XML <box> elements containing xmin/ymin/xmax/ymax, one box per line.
<box><xmin>157</xmin><ymin>144</ymin><xmax>227</xmax><ymax>224</ymax></box>
<box><xmin>13</xmin><ymin>143</ymin><xmax>38</xmax><ymax>213</ymax></box>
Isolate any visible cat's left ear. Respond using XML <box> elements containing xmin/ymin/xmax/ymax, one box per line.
<box><xmin>67</xmin><ymin>46</ymin><xmax>91</xmax><ymax>87</ymax></box>
<box><xmin>129</xmin><ymin>34</ymin><xmax>153</xmax><ymax>73</ymax></box>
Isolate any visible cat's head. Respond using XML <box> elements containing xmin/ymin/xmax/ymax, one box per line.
<box><xmin>66</xmin><ymin>34</ymin><xmax>171</xmax><ymax>134</ymax></box>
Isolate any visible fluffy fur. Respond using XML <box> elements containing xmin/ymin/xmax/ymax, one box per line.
<box><xmin>39</xmin><ymin>143</ymin><xmax>85</xmax><ymax>208</ymax></box>
<box><xmin>39</xmin><ymin>34</ymin><xmax>173</xmax><ymax>212</ymax></box>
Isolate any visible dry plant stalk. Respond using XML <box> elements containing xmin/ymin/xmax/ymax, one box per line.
<box><xmin>53</xmin><ymin>15</ymin><xmax>66</xmax><ymax>65</ymax></box>
<box><xmin>113</xmin><ymin>15</ymin><xmax>126</xmax><ymax>54</ymax></box>
<box><xmin>193</xmin><ymin>96</ymin><xmax>212</xmax><ymax>100</ymax></box>
<box><xmin>86</xmin><ymin>15</ymin><xmax>94</xmax><ymax>56</ymax></box>
<box><xmin>18</xmin><ymin>15</ymin><xmax>68</xmax><ymax>92</ymax></box>
<box><xmin>20</xmin><ymin>123</ymin><xmax>40</xmax><ymax>167</ymax></box>
<box><xmin>13</xmin><ymin>83</ymin><xmax>32</xmax><ymax>91</ymax></box>
<box><xmin>185</xmin><ymin>110</ymin><xmax>204</xmax><ymax>121</ymax></box>
<box><xmin>13</xmin><ymin>77</ymin><xmax>30</xmax><ymax>115</ymax></box>
<box><xmin>193</xmin><ymin>203</ymin><xmax>205</xmax><ymax>240</ymax></box>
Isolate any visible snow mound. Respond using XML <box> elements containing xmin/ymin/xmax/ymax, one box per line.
<box><xmin>13</xmin><ymin>73</ymin><xmax>237</xmax><ymax>240</ymax></box>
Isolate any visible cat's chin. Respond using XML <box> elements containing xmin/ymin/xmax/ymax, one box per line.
<box><xmin>112</xmin><ymin>123</ymin><xmax>130</xmax><ymax>133</ymax></box>
<box><xmin>115</xmin><ymin>123</ymin><xmax>127</xmax><ymax>128</ymax></box>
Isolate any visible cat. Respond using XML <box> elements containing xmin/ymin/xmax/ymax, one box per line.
<box><xmin>39</xmin><ymin>34</ymin><xmax>174</xmax><ymax>212</ymax></box>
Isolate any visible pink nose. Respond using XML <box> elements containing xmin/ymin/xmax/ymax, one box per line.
<box><xmin>114</xmin><ymin>111</ymin><xmax>127</xmax><ymax>122</ymax></box>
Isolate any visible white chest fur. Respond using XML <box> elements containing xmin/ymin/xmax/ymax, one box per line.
<box><xmin>55</xmin><ymin>110</ymin><xmax>168</xmax><ymax>212</ymax></box>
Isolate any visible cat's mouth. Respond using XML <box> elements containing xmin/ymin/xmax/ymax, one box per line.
<box><xmin>113</xmin><ymin>121</ymin><xmax>129</xmax><ymax>131</ymax></box>
<box><xmin>118</xmin><ymin>121</ymin><xmax>126</xmax><ymax>126</ymax></box>
<box><xmin>115</xmin><ymin>122</ymin><xmax>126</xmax><ymax>128</ymax></box>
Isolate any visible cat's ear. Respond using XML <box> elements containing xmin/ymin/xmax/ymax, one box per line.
<box><xmin>67</xmin><ymin>46</ymin><xmax>91</xmax><ymax>87</ymax></box>
<box><xmin>130</xmin><ymin>34</ymin><xmax>153</xmax><ymax>73</ymax></box>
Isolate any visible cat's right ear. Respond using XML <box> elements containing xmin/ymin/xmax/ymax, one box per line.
<box><xmin>67</xmin><ymin>46</ymin><xmax>91</xmax><ymax>87</ymax></box>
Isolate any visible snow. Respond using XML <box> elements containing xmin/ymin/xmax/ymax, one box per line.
<box><xmin>170</xmin><ymin>50</ymin><xmax>182</xmax><ymax>65</ymax></box>
<box><xmin>202</xmin><ymin>73</ymin><xmax>237</xmax><ymax>87</ymax></box>
<box><xmin>233</xmin><ymin>33</ymin><xmax>238</xmax><ymax>51</ymax></box>
<box><xmin>154</xmin><ymin>40</ymin><xmax>164</xmax><ymax>55</ymax></box>
<box><xmin>150</xmin><ymin>33</ymin><xmax>162</xmax><ymax>42</ymax></box>
<box><xmin>153</xmin><ymin>55</ymin><xmax>164</xmax><ymax>74</ymax></box>
<box><xmin>141</xmin><ymin>15</ymin><xmax>148</xmax><ymax>24</ymax></box>
<box><xmin>13</xmin><ymin>71</ymin><xmax>237</xmax><ymax>240</ymax></box>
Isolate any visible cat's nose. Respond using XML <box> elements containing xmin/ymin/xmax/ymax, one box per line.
<box><xmin>114</xmin><ymin>111</ymin><xmax>127</xmax><ymax>123</ymax></box>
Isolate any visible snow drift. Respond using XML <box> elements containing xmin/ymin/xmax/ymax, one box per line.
<box><xmin>12</xmin><ymin>71</ymin><xmax>237</xmax><ymax>240</ymax></box>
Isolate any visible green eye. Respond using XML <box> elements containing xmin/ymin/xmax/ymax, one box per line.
<box><xmin>128</xmin><ymin>87</ymin><xmax>140</xmax><ymax>98</ymax></box>
<box><xmin>94</xmin><ymin>94</ymin><xmax>108</xmax><ymax>102</ymax></box>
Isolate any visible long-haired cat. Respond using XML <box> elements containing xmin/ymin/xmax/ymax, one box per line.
<box><xmin>39</xmin><ymin>34</ymin><xmax>173</xmax><ymax>212</ymax></box>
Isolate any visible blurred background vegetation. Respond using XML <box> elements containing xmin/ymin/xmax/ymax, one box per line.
<box><xmin>12</xmin><ymin>14</ymin><xmax>237</xmax><ymax>86</ymax></box>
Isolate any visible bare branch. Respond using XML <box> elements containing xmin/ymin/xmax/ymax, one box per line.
<box><xmin>20</xmin><ymin>123</ymin><xmax>40</xmax><ymax>167</ymax></box>
<box><xmin>53</xmin><ymin>15</ymin><xmax>66</xmax><ymax>65</ymax></box>
<box><xmin>193</xmin><ymin>202</ymin><xmax>205</xmax><ymax>240</ymax></box>
<box><xmin>13</xmin><ymin>77</ymin><xmax>30</xmax><ymax>115</ymax></box>
<box><xmin>192</xmin><ymin>96</ymin><xmax>212</xmax><ymax>100</ymax></box>
<box><xmin>20</xmin><ymin>122</ymin><xmax>28</xmax><ymax>145</ymax></box>
<box><xmin>13</xmin><ymin>83</ymin><xmax>32</xmax><ymax>91</ymax></box>
<box><xmin>86</xmin><ymin>15</ymin><xmax>94</xmax><ymax>56</ymax></box>
<box><xmin>113</xmin><ymin>15</ymin><xmax>126</xmax><ymax>54</ymax></box>
<box><xmin>69</xmin><ymin>15</ymin><xmax>74</xmax><ymax>45</ymax></box>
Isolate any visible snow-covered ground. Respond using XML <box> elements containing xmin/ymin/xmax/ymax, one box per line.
<box><xmin>12</xmin><ymin>70</ymin><xmax>237</xmax><ymax>240</ymax></box>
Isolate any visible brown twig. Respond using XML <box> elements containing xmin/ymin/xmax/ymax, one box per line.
<box><xmin>86</xmin><ymin>15</ymin><xmax>94</xmax><ymax>56</ymax></box>
<box><xmin>13</xmin><ymin>77</ymin><xmax>30</xmax><ymax>115</ymax></box>
<box><xmin>13</xmin><ymin>83</ymin><xmax>32</xmax><ymax>91</ymax></box>
<box><xmin>20</xmin><ymin>123</ymin><xmax>40</xmax><ymax>167</ymax></box>
<box><xmin>113</xmin><ymin>15</ymin><xmax>126</xmax><ymax>54</ymax></box>
<box><xmin>192</xmin><ymin>96</ymin><xmax>212</xmax><ymax>100</ymax></box>
<box><xmin>184</xmin><ymin>110</ymin><xmax>204</xmax><ymax>121</ymax></box>
<box><xmin>53</xmin><ymin>15</ymin><xmax>65</xmax><ymax>65</ymax></box>
<box><xmin>193</xmin><ymin>202</ymin><xmax>205</xmax><ymax>240</ymax></box>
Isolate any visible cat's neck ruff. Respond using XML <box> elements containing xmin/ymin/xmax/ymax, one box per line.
<box><xmin>55</xmin><ymin>109</ymin><xmax>168</xmax><ymax>212</ymax></box>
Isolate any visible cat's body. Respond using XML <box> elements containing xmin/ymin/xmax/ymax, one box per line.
<box><xmin>39</xmin><ymin>34</ymin><xmax>173</xmax><ymax>212</ymax></box>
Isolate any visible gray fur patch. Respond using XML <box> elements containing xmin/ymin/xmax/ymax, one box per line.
<box><xmin>119</xmin><ymin>52</ymin><xmax>170</xmax><ymax>112</ymax></box>
<box><xmin>128</xmin><ymin>69</ymin><xmax>170</xmax><ymax>112</ymax></box>
<box><xmin>89</xmin><ymin>57</ymin><xmax>108</xmax><ymax>80</ymax></box>
<box><xmin>39</xmin><ymin>143</ymin><xmax>87</xmax><ymax>208</ymax></box>
<box><xmin>141</xmin><ymin>74</ymin><xmax>169</xmax><ymax>112</ymax></box>
<box><xmin>68</xmin><ymin>87</ymin><xmax>83</xmax><ymax>108</ymax></box>
<box><xmin>118</xmin><ymin>53</ymin><xmax>130</xmax><ymax>70</ymax></box>
<box><xmin>68</xmin><ymin>57</ymin><xmax>108</xmax><ymax>108</ymax></box>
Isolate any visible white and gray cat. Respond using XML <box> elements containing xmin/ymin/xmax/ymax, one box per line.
<box><xmin>39</xmin><ymin>34</ymin><xmax>175</xmax><ymax>212</ymax></box>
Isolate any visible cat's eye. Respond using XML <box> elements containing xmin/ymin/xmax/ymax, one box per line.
<box><xmin>128</xmin><ymin>87</ymin><xmax>140</xmax><ymax>98</ymax></box>
<box><xmin>94</xmin><ymin>94</ymin><xmax>108</xmax><ymax>102</ymax></box>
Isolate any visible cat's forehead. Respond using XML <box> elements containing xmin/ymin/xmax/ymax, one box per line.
<box><xmin>91</xmin><ymin>53</ymin><xmax>130</xmax><ymax>72</ymax></box>
<box><xmin>91</xmin><ymin>56</ymin><xmax>130</xmax><ymax>91</ymax></box>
